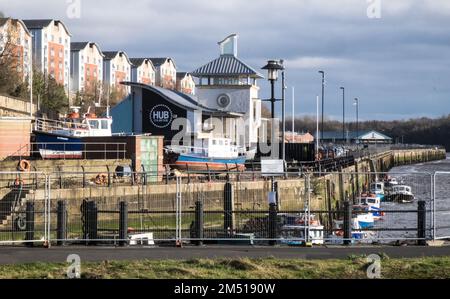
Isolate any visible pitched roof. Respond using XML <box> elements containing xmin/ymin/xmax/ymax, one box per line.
<box><xmin>192</xmin><ymin>55</ymin><xmax>263</xmax><ymax>78</ymax></box>
<box><xmin>148</xmin><ymin>57</ymin><xmax>176</xmax><ymax>68</ymax></box>
<box><xmin>176</xmin><ymin>72</ymin><xmax>190</xmax><ymax>80</ymax></box>
<box><xmin>0</xmin><ymin>18</ymin><xmax>32</xmax><ymax>36</ymax></box>
<box><xmin>70</xmin><ymin>42</ymin><xmax>89</xmax><ymax>51</ymax></box>
<box><xmin>129</xmin><ymin>58</ymin><xmax>155</xmax><ymax>70</ymax></box>
<box><xmin>103</xmin><ymin>51</ymin><xmax>132</xmax><ymax>65</ymax></box>
<box><xmin>22</xmin><ymin>19</ymin><xmax>71</xmax><ymax>36</ymax></box>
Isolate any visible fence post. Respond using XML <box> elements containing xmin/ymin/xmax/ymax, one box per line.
<box><xmin>343</xmin><ymin>201</ymin><xmax>352</xmax><ymax>246</ymax></box>
<box><xmin>417</xmin><ymin>200</ymin><xmax>427</xmax><ymax>246</ymax></box>
<box><xmin>81</xmin><ymin>165</ymin><xmax>86</xmax><ymax>188</ymax></box>
<box><xmin>106</xmin><ymin>165</ymin><xmax>111</xmax><ymax>187</ymax></box>
<box><xmin>194</xmin><ymin>201</ymin><xmax>204</xmax><ymax>246</ymax></box>
<box><xmin>119</xmin><ymin>201</ymin><xmax>128</xmax><ymax>246</ymax></box>
<box><xmin>25</xmin><ymin>202</ymin><xmax>35</xmax><ymax>247</ymax></box>
<box><xmin>141</xmin><ymin>164</ymin><xmax>147</xmax><ymax>186</ymax></box>
<box><xmin>223</xmin><ymin>182</ymin><xmax>234</xmax><ymax>236</ymax></box>
<box><xmin>268</xmin><ymin>202</ymin><xmax>277</xmax><ymax>246</ymax></box>
<box><xmin>83</xmin><ymin>201</ymin><xmax>98</xmax><ymax>245</ymax></box>
<box><xmin>57</xmin><ymin>200</ymin><xmax>67</xmax><ymax>246</ymax></box>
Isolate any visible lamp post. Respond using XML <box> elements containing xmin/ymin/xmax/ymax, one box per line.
<box><xmin>340</xmin><ymin>87</ymin><xmax>345</xmax><ymax>143</ymax></box>
<box><xmin>354</xmin><ymin>97</ymin><xmax>359</xmax><ymax>148</ymax></box>
<box><xmin>318</xmin><ymin>71</ymin><xmax>325</xmax><ymax>144</ymax></box>
<box><xmin>262</xmin><ymin>60</ymin><xmax>285</xmax><ymax>160</ymax></box>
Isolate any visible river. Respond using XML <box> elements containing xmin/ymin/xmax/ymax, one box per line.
<box><xmin>374</xmin><ymin>154</ymin><xmax>450</xmax><ymax>241</ymax></box>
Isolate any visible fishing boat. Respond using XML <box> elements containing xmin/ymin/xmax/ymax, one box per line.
<box><xmin>355</xmin><ymin>194</ymin><xmax>384</xmax><ymax>221</ymax></box>
<box><xmin>279</xmin><ymin>213</ymin><xmax>324</xmax><ymax>245</ymax></box>
<box><xmin>164</xmin><ymin>137</ymin><xmax>247</xmax><ymax>171</ymax></box>
<box><xmin>33</xmin><ymin>107</ymin><xmax>112</xmax><ymax>159</ymax></box>
<box><xmin>328</xmin><ymin>218</ymin><xmax>376</xmax><ymax>244</ymax></box>
<box><xmin>369</xmin><ymin>182</ymin><xmax>385</xmax><ymax>201</ymax></box>
<box><xmin>353</xmin><ymin>207</ymin><xmax>375</xmax><ymax>228</ymax></box>
<box><xmin>383</xmin><ymin>176</ymin><xmax>399</xmax><ymax>190</ymax></box>
<box><xmin>385</xmin><ymin>185</ymin><xmax>415</xmax><ymax>203</ymax></box>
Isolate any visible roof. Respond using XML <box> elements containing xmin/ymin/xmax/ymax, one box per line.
<box><xmin>103</xmin><ymin>51</ymin><xmax>132</xmax><ymax>64</ymax></box>
<box><xmin>148</xmin><ymin>57</ymin><xmax>176</xmax><ymax>69</ymax></box>
<box><xmin>315</xmin><ymin>130</ymin><xmax>392</xmax><ymax>140</ymax></box>
<box><xmin>22</xmin><ymin>19</ymin><xmax>71</xmax><ymax>36</ymax></box>
<box><xmin>129</xmin><ymin>58</ymin><xmax>156</xmax><ymax>70</ymax></box>
<box><xmin>121</xmin><ymin>82</ymin><xmax>244</xmax><ymax>117</ymax></box>
<box><xmin>70</xmin><ymin>42</ymin><xmax>89</xmax><ymax>51</ymax></box>
<box><xmin>0</xmin><ymin>18</ymin><xmax>32</xmax><ymax>36</ymax></box>
<box><xmin>176</xmin><ymin>72</ymin><xmax>191</xmax><ymax>80</ymax></box>
<box><xmin>192</xmin><ymin>55</ymin><xmax>263</xmax><ymax>78</ymax></box>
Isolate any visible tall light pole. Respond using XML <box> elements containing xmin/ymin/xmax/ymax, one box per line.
<box><xmin>340</xmin><ymin>87</ymin><xmax>345</xmax><ymax>143</ymax></box>
<box><xmin>291</xmin><ymin>86</ymin><xmax>295</xmax><ymax>136</ymax></box>
<box><xmin>262</xmin><ymin>60</ymin><xmax>285</xmax><ymax>159</ymax></box>
<box><xmin>316</xmin><ymin>95</ymin><xmax>320</xmax><ymax>160</ymax></box>
<box><xmin>354</xmin><ymin>97</ymin><xmax>359</xmax><ymax>148</ymax></box>
<box><xmin>318</xmin><ymin>71</ymin><xmax>325</xmax><ymax>144</ymax></box>
<box><xmin>281</xmin><ymin>61</ymin><xmax>286</xmax><ymax>162</ymax></box>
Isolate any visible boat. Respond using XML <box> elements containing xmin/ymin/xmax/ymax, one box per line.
<box><xmin>369</xmin><ymin>182</ymin><xmax>385</xmax><ymax>201</ymax></box>
<box><xmin>33</xmin><ymin>107</ymin><xmax>112</xmax><ymax>159</ymax></box>
<box><xmin>328</xmin><ymin>218</ymin><xmax>376</xmax><ymax>244</ymax></box>
<box><xmin>353</xmin><ymin>207</ymin><xmax>375</xmax><ymax>228</ymax></box>
<box><xmin>279</xmin><ymin>213</ymin><xmax>324</xmax><ymax>245</ymax></box>
<box><xmin>164</xmin><ymin>137</ymin><xmax>247</xmax><ymax>171</ymax></box>
<box><xmin>383</xmin><ymin>176</ymin><xmax>399</xmax><ymax>190</ymax></box>
<box><xmin>385</xmin><ymin>185</ymin><xmax>415</xmax><ymax>203</ymax></box>
<box><xmin>355</xmin><ymin>194</ymin><xmax>384</xmax><ymax>221</ymax></box>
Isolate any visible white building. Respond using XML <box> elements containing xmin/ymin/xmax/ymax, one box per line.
<box><xmin>103</xmin><ymin>51</ymin><xmax>132</xmax><ymax>96</ymax></box>
<box><xmin>176</xmin><ymin>72</ymin><xmax>195</xmax><ymax>95</ymax></box>
<box><xmin>148</xmin><ymin>57</ymin><xmax>177</xmax><ymax>90</ymax></box>
<box><xmin>23</xmin><ymin>19</ymin><xmax>71</xmax><ymax>93</ymax></box>
<box><xmin>192</xmin><ymin>34</ymin><xmax>263</xmax><ymax>147</ymax></box>
<box><xmin>0</xmin><ymin>18</ymin><xmax>33</xmax><ymax>85</ymax></box>
<box><xmin>130</xmin><ymin>58</ymin><xmax>156</xmax><ymax>86</ymax></box>
<box><xmin>70</xmin><ymin>42</ymin><xmax>104</xmax><ymax>98</ymax></box>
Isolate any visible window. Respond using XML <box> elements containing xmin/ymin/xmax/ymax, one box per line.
<box><xmin>89</xmin><ymin>120</ymin><xmax>99</xmax><ymax>129</ymax></box>
<box><xmin>101</xmin><ymin>120</ymin><xmax>108</xmax><ymax>129</ymax></box>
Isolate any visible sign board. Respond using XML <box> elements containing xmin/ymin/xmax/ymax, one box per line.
<box><xmin>261</xmin><ymin>159</ymin><xmax>285</xmax><ymax>176</ymax></box>
<box><xmin>268</xmin><ymin>192</ymin><xmax>277</xmax><ymax>204</ymax></box>
<box><xmin>149</xmin><ymin>104</ymin><xmax>173</xmax><ymax>128</ymax></box>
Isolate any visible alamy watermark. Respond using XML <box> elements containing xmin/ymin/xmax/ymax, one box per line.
<box><xmin>366</xmin><ymin>254</ymin><xmax>382</xmax><ymax>279</ymax></box>
<box><xmin>67</xmin><ymin>254</ymin><xmax>81</xmax><ymax>279</ymax></box>
<box><xmin>367</xmin><ymin>0</ymin><xmax>381</xmax><ymax>19</ymax></box>
<box><xmin>66</xmin><ymin>0</ymin><xmax>81</xmax><ymax>19</ymax></box>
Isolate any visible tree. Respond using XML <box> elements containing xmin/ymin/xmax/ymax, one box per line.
<box><xmin>32</xmin><ymin>69</ymin><xmax>68</xmax><ymax>114</ymax></box>
<box><xmin>0</xmin><ymin>19</ymin><xmax>28</xmax><ymax>98</ymax></box>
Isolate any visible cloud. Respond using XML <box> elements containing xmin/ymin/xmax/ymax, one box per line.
<box><xmin>286</xmin><ymin>56</ymin><xmax>353</xmax><ymax>70</ymax></box>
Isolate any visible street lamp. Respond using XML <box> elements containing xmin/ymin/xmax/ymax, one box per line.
<box><xmin>318</xmin><ymin>71</ymin><xmax>325</xmax><ymax>144</ymax></box>
<box><xmin>340</xmin><ymin>87</ymin><xmax>345</xmax><ymax>143</ymax></box>
<box><xmin>354</xmin><ymin>97</ymin><xmax>359</xmax><ymax>148</ymax></box>
<box><xmin>262</xmin><ymin>60</ymin><xmax>285</xmax><ymax>160</ymax></box>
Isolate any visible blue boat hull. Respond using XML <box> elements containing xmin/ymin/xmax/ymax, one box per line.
<box><xmin>34</xmin><ymin>131</ymin><xmax>83</xmax><ymax>159</ymax></box>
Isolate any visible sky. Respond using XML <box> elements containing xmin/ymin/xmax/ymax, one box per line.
<box><xmin>1</xmin><ymin>0</ymin><xmax>450</xmax><ymax>121</ymax></box>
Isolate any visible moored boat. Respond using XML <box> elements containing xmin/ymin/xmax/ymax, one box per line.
<box><xmin>385</xmin><ymin>185</ymin><xmax>415</xmax><ymax>203</ymax></box>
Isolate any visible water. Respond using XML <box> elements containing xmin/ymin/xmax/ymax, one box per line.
<box><xmin>375</xmin><ymin>154</ymin><xmax>450</xmax><ymax>241</ymax></box>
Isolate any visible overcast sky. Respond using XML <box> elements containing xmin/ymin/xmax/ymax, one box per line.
<box><xmin>1</xmin><ymin>0</ymin><xmax>449</xmax><ymax>121</ymax></box>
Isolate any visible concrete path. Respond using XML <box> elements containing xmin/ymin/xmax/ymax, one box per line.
<box><xmin>0</xmin><ymin>245</ymin><xmax>450</xmax><ymax>265</ymax></box>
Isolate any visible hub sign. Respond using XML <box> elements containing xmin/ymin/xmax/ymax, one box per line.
<box><xmin>150</xmin><ymin>104</ymin><xmax>173</xmax><ymax>128</ymax></box>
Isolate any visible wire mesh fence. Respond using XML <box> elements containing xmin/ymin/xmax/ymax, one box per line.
<box><xmin>0</xmin><ymin>170</ymin><xmax>446</xmax><ymax>246</ymax></box>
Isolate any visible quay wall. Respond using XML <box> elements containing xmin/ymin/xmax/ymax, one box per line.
<box><xmin>17</xmin><ymin>148</ymin><xmax>445</xmax><ymax>224</ymax></box>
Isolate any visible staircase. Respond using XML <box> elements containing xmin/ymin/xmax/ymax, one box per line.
<box><xmin>0</xmin><ymin>186</ymin><xmax>32</xmax><ymax>228</ymax></box>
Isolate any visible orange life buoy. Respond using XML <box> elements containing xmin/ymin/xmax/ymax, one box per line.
<box><xmin>18</xmin><ymin>160</ymin><xmax>31</xmax><ymax>172</ymax></box>
<box><xmin>336</xmin><ymin>230</ymin><xmax>344</xmax><ymax>237</ymax></box>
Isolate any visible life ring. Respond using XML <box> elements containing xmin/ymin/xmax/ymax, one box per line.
<box><xmin>336</xmin><ymin>230</ymin><xmax>344</xmax><ymax>237</ymax></box>
<box><xmin>14</xmin><ymin>215</ymin><xmax>27</xmax><ymax>231</ymax></box>
<box><xmin>18</xmin><ymin>159</ymin><xmax>31</xmax><ymax>172</ymax></box>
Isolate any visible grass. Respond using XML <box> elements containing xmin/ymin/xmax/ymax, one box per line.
<box><xmin>1</xmin><ymin>256</ymin><xmax>450</xmax><ymax>279</ymax></box>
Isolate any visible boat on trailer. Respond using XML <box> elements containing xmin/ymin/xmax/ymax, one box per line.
<box><xmin>33</xmin><ymin>107</ymin><xmax>112</xmax><ymax>159</ymax></box>
<box><xmin>164</xmin><ymin>137</ymin><xmax>247</xmax><ymax>171</ymax></box>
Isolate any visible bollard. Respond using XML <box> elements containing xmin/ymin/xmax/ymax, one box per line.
<box><xmin>25</xmin><ymin>202</ymin><xmax>35</xmax><ymax>247</ymax></box>
<box><xmin>57</xmin><ymin>200</ymin><xmax>67</xmax><ymax>246</ymax></box>
<box><xmin>268</xmin><ymin>203</ymin><xmax>278</xmax><ymax>246</ymax></box>
<box><xmin>417</xmin><ymin>201</ymin><xmax>427</xmax><ymax>246</ymax></box>
<box><xmin>119</xmin><ymin>201</ymin><xmax>128</xmax><ymax>246</ymax></box>
<box><xmin>223</xmin><ymin>182</ymin><xmax>234</xmax><ymax>235</ymax></box>
<box><xmin>343</xmin><ymin>201</ymin><xmax>352</xmax><ymax>246</ymax></box>
<box><xmin>194</xmin><ymin>201</ymin><xmax>204</xmax><ymax>246</ymax></box>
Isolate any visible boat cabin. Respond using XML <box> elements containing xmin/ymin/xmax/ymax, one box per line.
<box><xmin>356</xmin><ymin>195</ymin><xmax>380</xmax><ymax>208</ymax></box>
<box><xmin>391</xmin><ymin>185</ymin><xmax>412</xmax><ymax>194</ymax></box>
<box><xmin>370</xmin><ymin>182</ymin><xmax>384</xmax><ymax>194</ymax></box>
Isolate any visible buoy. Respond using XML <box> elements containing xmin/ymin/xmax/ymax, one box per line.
<box><xmin>18</xmin><ymin>159</ymin><xmax>31</xmax><ymax>172</ymax></box>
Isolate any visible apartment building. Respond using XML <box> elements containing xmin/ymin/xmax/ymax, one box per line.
<box><xmin>148</xmin><ymin>57</ymin><xmax>176</xmax><ymax>89</ymax></box>
<box><xmin>103</xmin><ymin>51</ymin><xmax>132</xmax><ymax>95</ymax></box>
<box><xmin>130</xmin><ymin>58</ymin><xmax>155</xmax><ymax>85</ymax></box>
<box><xmin>0</xmin><ymin>18</ymin><xmax>33</xmax><ymax>84</ymax></box>
<box><xmin>176</xmin><ymin>72</ymin><xmax>195</xmax><ymax>95</ymax></box>
<box><xmin>70</xmin><ymin>42</ymin><xmax>104</xmax><ymax>100</ymax></box>
<box><xmin>23</xmin><ymin>19</ymin><xmax>71</xmax><ymax>93</ymax></box>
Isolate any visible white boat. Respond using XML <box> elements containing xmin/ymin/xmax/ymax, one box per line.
<box><xmin>384</xmin><ymin>176</ymin><xmax>399</xmax><ymax>189</ymax></box>
<box><xmin>385</xmin><ymin>185</ymin><xmax>415</xmax><ymax>203</ymax></box>
<box><xmin>328</xmin><ymin>218</ymin><xmax>376</xmax><ymax>244</ymax></box>
<box><xmin>355</xmin><ymin>194</ymin><xmax>384</xmax><ymax>221</ymax></box>
<box><xmin>279</xmin><ymin>213</ymin><xmax>324</xmax><ymax>245</ymax></box>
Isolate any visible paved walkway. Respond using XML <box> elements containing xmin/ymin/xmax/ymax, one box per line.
<box><xmin>0</xmin><ymin>245</ymin><xmax>449</xmax><ymax>264</ymax></box>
